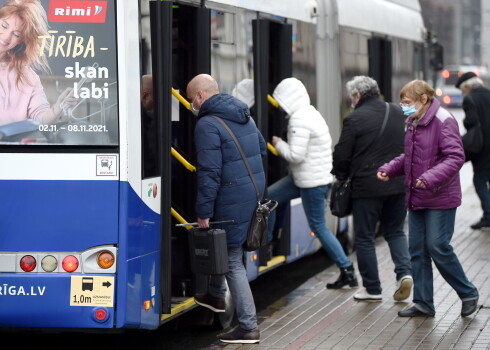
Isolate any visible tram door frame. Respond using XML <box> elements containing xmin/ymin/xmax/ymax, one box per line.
<box><xmin>253</xmin><ymin>18</ymin><xmax>293</xmax><ymax>263</ymax></box>
<box><xmin>170</xmin><ymin>3</ymin><xmax>212</xmax><ymax>299</ymax></box>
<box><xmin>368</xmin><ymin>36</ymin><xmax>393</xmax><ymax>102</ymax></box>
<box><xmin>148</xmin><ymin>1</ymin><xmax>212</xmax><ymax>317</ymax></box>
<box><xmin>149</xmin><ymin>0</ymin><xmax>173</xmax><ymax>316</ymax></box>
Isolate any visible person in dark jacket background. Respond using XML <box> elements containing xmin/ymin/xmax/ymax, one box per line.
<box><xmin>186</xmin><ymin>74</ymin><xmax>266</xmax><ymax>344</ymax></box>
<box><xmin>332</xmin><ymin>76</ymin><xmax>412</xmax><ymax>302</ymax></box>
<box><xmin>378</xmin><ymin>80</ymin><xmax>478</xmax><ymax>318</ymax></box>
<box><xmin>456</xmin><ymin>72</ymin><xmax>490</xmax><ymax>230</ymax></box>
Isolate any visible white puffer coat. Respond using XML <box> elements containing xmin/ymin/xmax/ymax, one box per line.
<box><xmin>272</xmin><ymin>78</ymin><xmax>334</xmax><ymax>188</ymax></box>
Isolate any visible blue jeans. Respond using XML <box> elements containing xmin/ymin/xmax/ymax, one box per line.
<box><xmin>473</xmin><ymin>168</ymin><xmax>490</xmax><ymax>220</ymax></box>
<box><xmin>409</xmin><ymin>209</ymin><xmax>478</xmax><ymax>314</ymax></box>
<box><xmin>352</xmin><ymin>195</ymin><xmax>411</xmax><ymax>295</ymax></box>
<box><xmin>208</xmin><ymin>246</ymin><xmax>257</xmax><ymax>330</ymax></box>
<box><xmin>267</xmin><ymin>175</ymin><xmax>351</xmax><ymax>269</ymax></box>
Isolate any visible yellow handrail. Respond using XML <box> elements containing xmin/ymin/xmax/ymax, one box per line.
<box><xmin>171</xmin><ymin>88</ymin><xmax>278</xmax><ymax>158</ymax></box>
<box><xmin>172</xmin><ymin>88</ymin><xmax>191</xmax><ymax>110</ymax></box>
<box><xmin>267</xmin><ymin>142</ymin><xmax>278</xmax><ymax>156</ymax></box>
<box><xmin>267</xmin><ymin>94</ymin><xmax>279</xmax><ymax>108</ymax></box>
<box><xmin>171</xmin><ymin>207</ymin><xmax>194</xmax><ymax>230</ymax></box>
<box><xmin>171</xmin><ymin>147</ymin><xmax>196</xmax><ymax>172</ymax></box>
<box><xmin>266</xmin><ymin>94</ymin><xmax>279</xmax><ymax>156</ymax></box>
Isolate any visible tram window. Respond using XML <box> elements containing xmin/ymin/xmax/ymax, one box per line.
<box><xmin>141</xmin><ymin>75</ymin><xmax>159</xmax><ymax>179</ymax></box>
<box><xmin>0</xmin><ymin>0</ymin><xmax>119</xmax><ymax>146</ymax></box>
<box><xmin>211</xmin><ymin>9</ymin><xmax>254</xmax><ymax>94</ymax></box>
<box><xmin>291</xmin><ymin>20</ymin><xmax>317</xmax><ymax>105</ymax></box>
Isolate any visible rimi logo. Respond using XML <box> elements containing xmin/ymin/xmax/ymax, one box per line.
<box><xmin>48</xmin><ymin>0</ymin><xmax>108</xmax><ymax>23</ymax></box>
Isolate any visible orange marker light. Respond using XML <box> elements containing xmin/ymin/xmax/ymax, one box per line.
<box><xmin>97</xmin><ymin>251</ymin><xmax>115</xmax><ymax>269</ymax></box>
<box><xmin>144</xmin><ymin>300</ymin><xmax>151</xmax><ymax>310</ymax></box>
<box><xmin>442</xmin><ymin>69</ymin><xmax>450</xmax><ymax>79</ymax></box>
<box><xmin>443</xmin><ymin>95</ymin><xmax>451</xmax><ymax>105</ymax></box>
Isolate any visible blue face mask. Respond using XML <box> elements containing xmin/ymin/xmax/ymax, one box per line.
<box><xmin>401</xmin><ymin>105</ymin><xmax>417</xmax><ymax>117</ymax></box>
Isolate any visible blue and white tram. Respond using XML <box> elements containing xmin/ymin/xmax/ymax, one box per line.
<box><xmin>0</xmin><ymin>0</ymin><xmax>425</xmax><ymax>330</ymax></box>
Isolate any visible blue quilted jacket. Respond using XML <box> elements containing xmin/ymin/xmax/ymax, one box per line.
<box><xmin>195</xmin><ymin>93</ymin><xmax>267</xmax><ymax>247</ymax></box>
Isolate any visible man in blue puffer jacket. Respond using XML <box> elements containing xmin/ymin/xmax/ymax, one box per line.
<box><xmin>186</xmin><ymin>74</ymin><xmax>266</xmax><ymax>344</ymax></box>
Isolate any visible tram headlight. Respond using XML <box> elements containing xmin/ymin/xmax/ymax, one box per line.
<box><xmin>97</xmin><ymin>251</ymin><xmax>115</xmax><ymax>269</ymax></box>
<box><xmin>41</xmin><ymin>255</ymin><xmax>58</xmax><ymax>272</ymax></box>
<box><xmin>62</xmin><ymin>255</ymin><xmax>79</xmax><ymax>272</ymax></box>
<box><xmin>20</xmin><ymin>255</ymin><xmax>36</xmax><ymax>272</ymax></box>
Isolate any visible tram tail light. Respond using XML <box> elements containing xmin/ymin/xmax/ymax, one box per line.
<box><xmin>41</xmin><ymin>255</ymin><xmax>58</xmax><ymax>272</ymax></box>
<box><xmin>20</xmin><ymin>255</ymin><xmax>36</xmax><ymax>272</ymax></box>
<box><xmin>62</xmin><ymin>255</ymin><xmax>79</xmax><ymax>272</ymax></box>
<box><xmin>97</xmin><ymin>251</ymin><xmax>115</xmax><ymax>269</ymax></box>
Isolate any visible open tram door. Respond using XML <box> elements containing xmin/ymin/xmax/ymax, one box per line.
<box><xmin>253</xmin><ymin>18</ymin><xmax>293</xmax><ymax>264</ymax></box>
<box><xmin>368</xmin><ymin>36</ymin><xmax>393</xmax><ymax>102</ymax></box>
<box><xmin>148</xmin><ymin>1</ymin><xmax>212</xmax><ymax>323</ymax></box>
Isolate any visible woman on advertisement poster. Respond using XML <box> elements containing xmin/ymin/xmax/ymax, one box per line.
<box><xmin>0</xmin><ymin>0</ymin><xmax>76</xmax><ymax>127</ymax></box>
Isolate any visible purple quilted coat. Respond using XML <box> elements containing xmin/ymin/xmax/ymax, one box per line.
<box><xmin>378</xmin><ymin>98</ymin><xmax>465</xmax><ymax>210</ymax></box>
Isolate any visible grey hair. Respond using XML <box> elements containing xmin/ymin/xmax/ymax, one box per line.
<box><xmin>346</xmin><ymin>76</ymin><xmax>380</xmax><ymax>98</ymax></box>
<box><xmin>460</xmin><ymin>76</ymin><xmax>484</xmax><ymax>90</ymax></box>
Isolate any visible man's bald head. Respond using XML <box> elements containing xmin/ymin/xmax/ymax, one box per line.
<box><xmin>186</xmin><ymin>74</ymin><xmax>220</xmax><ymax>112</ymax></box>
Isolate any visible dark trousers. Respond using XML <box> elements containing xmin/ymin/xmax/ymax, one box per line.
<box><xmin>352</xmin><ymin>194</ymin><xmax>411</xmax><ymax>294</ymax></box>
<box><xmin>473</xmin><ymin>168</ymin><xmax>490</xmax><ymax>220</ymax></box>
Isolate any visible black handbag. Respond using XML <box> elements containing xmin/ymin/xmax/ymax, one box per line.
<box><xmin>462</xmin><ymin>95</ymin><xmax>484</xmax><ymax>161</ymax></box>
<box><xmin>330</xmin><ymin>178</ymin><xmax>353</xmax><ymax>218</ymax></box>
<box><xmin>330</xmin><ymin>102</ymin><xmax>390</xmax><ymax>217</ymax></box>
<box><xmin>212</xmin><ymin>116</ymin><xmax>278</xmax><ymax>252</ymax></box>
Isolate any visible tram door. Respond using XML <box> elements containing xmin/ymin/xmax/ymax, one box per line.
<box><xmin>253</xmin><ymin>19</ymin><xmax>292</xmax><ymax>262</ymax></box>
<box><xmin>169</xmin><ymin>4</ymin><xmax>211</xmax><ymax>301</ymax></box>
<box><xmin>148</xmin><ymin>2</ymin><xmax>211</xmax><ymax>315</ymax></box>
<box><xmin>369</xmin><ymin>36</ymin><xmax>393</xmax><ymax>102</ymax></box>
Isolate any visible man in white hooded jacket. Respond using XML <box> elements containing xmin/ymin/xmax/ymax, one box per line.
<box><xmin>269</xmin><ymin>77</ymin><xmax>358</xmax><ymax>289</ymax></box>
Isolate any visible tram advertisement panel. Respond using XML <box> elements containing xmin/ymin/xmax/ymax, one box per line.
<box><xmin>0</xmin><ymin>0</ymin><xmax>118</xmax><ymax>145</ymax></box>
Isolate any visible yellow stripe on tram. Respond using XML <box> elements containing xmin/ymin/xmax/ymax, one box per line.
<box><xmin>258</xmin><ymin>255</ymin><xmax>286</xmax><ymax>273</ymax></box>
<box><xmin>161</xmin><ymin>297</ymin><xmax>197</xmax><ymax>322</ymax></box>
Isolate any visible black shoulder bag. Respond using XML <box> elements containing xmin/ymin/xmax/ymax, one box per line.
<box><xmin>330</xmin><ymin>102</ymin><xmax>390</xmax><ymax>217</ymax></box>
<box><xmin>211</xmin><ymin>116</ymin><xmax>278</xmax><ymax>252</ymax></box>
<box><xmin>462</xmin><ymin>95</ymin><xmax>484</xmax><ymax>161</ymax></box>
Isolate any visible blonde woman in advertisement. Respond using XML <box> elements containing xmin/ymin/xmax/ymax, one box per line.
<box><xmin>0</xmin><ymin>0</ymin><xmax>76</xmax><ymax>127</ymax></box>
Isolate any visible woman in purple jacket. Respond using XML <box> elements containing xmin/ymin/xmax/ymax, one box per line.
<box><xmin>377</xmin><ymin>80</ymin><xmax>479</xmax><ymax>318</ymax></box>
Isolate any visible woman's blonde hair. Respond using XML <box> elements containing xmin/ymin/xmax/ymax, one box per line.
<box><xmin>400</xmin><ymin>80</ymin><xmax>435</xmax><ymax>102</ymax></box>
<box><xmin>0</xmin><ymin>0</ymin><xmax>50</xmax><ymax>86</ymax></box>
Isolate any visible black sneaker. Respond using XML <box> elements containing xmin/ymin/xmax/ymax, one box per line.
<box><xmin>194</xmin><ymin>294</ymin><xmax>226</xmax><ymax>313</ymax></box>
<box><xmin>461</xmin><ymin>297</ymin><xmax>479</xmax><ymax>317</ymax></box>
<box><xmin>470</xmin><ymin>218</ymin><xmax>490</xmax><ymax>230</ymax></box>
<box><xmin>218</xmin><ymin>326</ymin><xmax>260</xmax><ymax>344</ymax></box>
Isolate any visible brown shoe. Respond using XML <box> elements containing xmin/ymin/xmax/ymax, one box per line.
<box><xmin>194</xmin><ymin>294</ymin><xmax>225</xmax><ymax>313</ymax></box>
<box><xmin>218</xmin><ymin>326</ymin><xmax>260</xmax><ymax>344</ymax></box>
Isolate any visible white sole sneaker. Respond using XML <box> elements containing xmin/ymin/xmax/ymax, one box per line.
<box><xmin>354</xmin><ymin>289</ymin><xmax>382</xmax><ymax>302</ymax></box>
<box><xmin>394</xmin><ymin>276</ymin><xmax>413</xmax><ymax>301</ymax></box>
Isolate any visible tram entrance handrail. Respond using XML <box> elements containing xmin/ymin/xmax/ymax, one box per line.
<box><xmin>171</xmin><ymin>87</ymin><xmax>279</xmax><ymax>156</ymax></box>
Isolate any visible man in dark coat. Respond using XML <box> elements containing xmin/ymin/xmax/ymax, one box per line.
<box><xmin>186</xmin><ymin>74</ymin><xmax>266</xmax><ymax>344</ymax></box>
<box><xmin>331</xmin><ymin>76</ymin><xmax>412</xmax><ymax>302</ymax></box>
<box><xmin>456</xmin><ymin>72</ymin><xmax>490</xmax><ymax>229</ymax></box>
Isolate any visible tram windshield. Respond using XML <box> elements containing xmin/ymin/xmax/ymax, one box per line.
<box><xmin>0</xmin><ymin>0</ymin><xmax>118</xmax><ymax>146</ymax></box>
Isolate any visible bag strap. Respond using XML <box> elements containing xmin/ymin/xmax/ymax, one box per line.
<box><xmin>349</xmin><ymin>102</ymin><xmax>390</xmax><ymax>178</ymax></box>
<box><xmin>211</xmin><ymin>116</ymin><xmax>261</xmax><ymax>202</ymax></box>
